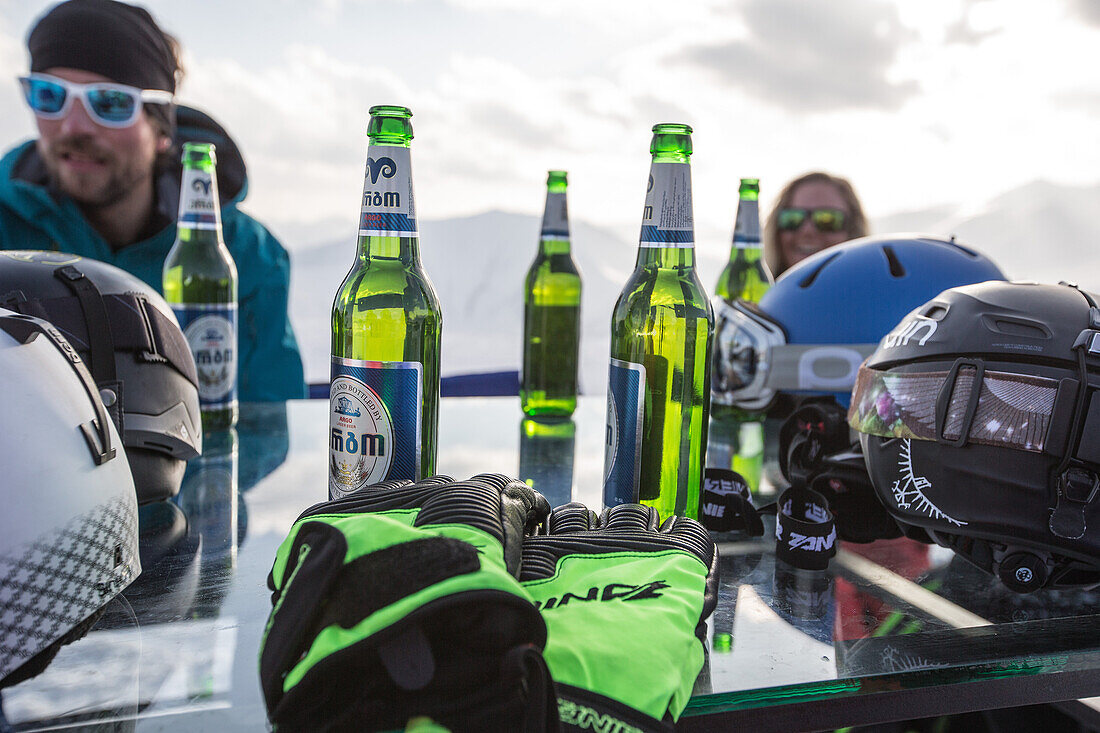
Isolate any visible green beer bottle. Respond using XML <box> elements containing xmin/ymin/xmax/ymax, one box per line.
<box><xmin>603</xmin><ymin>123</ymin><xmax>714</xmax><ymax>520</ymax></box>
<box><xmin>714</xmin><ymin>178</ymin><xmax>772</xmax><ymax>303</ymax></box>
<box><xmin>711</xmin><ymin>179</ymin><xmax>771</xmax><ymax>426</ymax></box>
<box><xmin>329</xmin><ymin>105</ymin><xmax>442</xmax><ymax>499</ymax></box>
<box><xmin>163</xmin><ymin>142</ymin><xmax>239</xmax><ymax>432</ymax></box>
<box><xmin>521</xmin><ymin>170</ymin><xmax>582</xmax><ymax>417</ymax></box>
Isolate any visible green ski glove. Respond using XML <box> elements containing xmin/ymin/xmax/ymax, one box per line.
<box><xmin>520</xmin><ymin>503</ymin><xmax>719</xmax><ymax>732</ymax></box>
<box><xmin>259</xmin><ymin>474</ymin><xmax>557</xmax><ymax>732</ymax></box>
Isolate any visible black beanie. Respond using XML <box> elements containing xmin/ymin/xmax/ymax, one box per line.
<box><xmin>28</xmin><ymin>0</ymin><xmax>177</xmax><ymax>135</ymax></box>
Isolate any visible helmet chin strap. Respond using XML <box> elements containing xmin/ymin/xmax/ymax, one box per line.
<box><xmin>1050</xmin><ymin>283</ymin><xmax>1100</xmax><ymax>540</ymax></box>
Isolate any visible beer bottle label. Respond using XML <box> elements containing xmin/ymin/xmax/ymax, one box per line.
<box><xmin>358</xmin><ymin>146</ymin><xmax>417</xmax><ymax>237</ymax></box>
<box><xmin>733</xmin><ymin>199</ymin><xmax>761</xmax><ymax>249</ymax></box>
<box><xmin>540</xmin><ymin>192</ymin><xmax>569</xmax><ymax>240</ymax></box>
<box><xmin>603</xmin><ymin>358</ymin><xmax>646</xmax><ymax>507</ymax></box>
<box><xmin>178</xmin><ymin>168</ymin><xmax>222</xmax><ymax>231</ymax></box>
<box><xmin>639</xmin><ymin>162</ymin><xmax>694</xmax><ymax>249</ymax></box>
<box><xmin>329</xmin><ymin>358</ymin><xmax>423</xmax><ymax>498</ymax></box>
<box><xmin>173</xmin><ymin>304</ymin><xmax>238</xmax><ymax>408</ymax></box>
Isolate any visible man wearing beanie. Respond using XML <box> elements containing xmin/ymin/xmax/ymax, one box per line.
<box><xmin>0</xmin><ymin>0</ymin><xmax>306</xmax><ymax>402</ymax></box>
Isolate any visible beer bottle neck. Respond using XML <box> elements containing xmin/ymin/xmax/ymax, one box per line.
<box><xmin>356</xmin><ymin>234</ymin><xmax>423</xmax><ymax>263</ymax></box>
<box><xmin>539</xmin><ymin>237</ymin><xmax>572</xmax><ymax>256</ymax></box>
<box><xmin>636</xmin><ymin>246</ymin><xmax>697</xmax><ymax>269</ymax></box>
<box><xmin>637</xmin><ymin>158</ymin><xmax>695</xmax><ymax>266</ymax></box>
<box><xmin>356</xmin><ymin>142</ymin><xmax>419</xmax><ymax>263</ymax></box>
<box><xmin>539</xmin><ymin>184</ymin><xmax>570</xmax><ymax>254</ymax></box>
<box><xmin>176</xmin><ymin>164</ymin><xmax>224</xmax><ymax>243</ymax></box>
<box><xmin>731</xmin><ymin>198</ymin><xmax>761</xmax><ymax>257</ymax></box>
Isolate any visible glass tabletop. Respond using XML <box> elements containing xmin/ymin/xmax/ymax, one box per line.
<box><xmin>5</xmin><ymin>397</ymin><xmax>1100</xmax><ymax>731</ymax></box>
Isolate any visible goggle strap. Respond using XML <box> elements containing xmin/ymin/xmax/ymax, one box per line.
<box><xmin>934</xmin><ymin>358</ymin><xmax>985</xmax><ymax>447</ymax></box>
<box><xmin>762</xmin><ymin>343</ymin><xmax>879</xmax><ymax>392</ymax></box>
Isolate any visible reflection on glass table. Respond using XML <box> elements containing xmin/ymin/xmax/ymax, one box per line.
<box><xmin>518</xmin><ymin>415</ymin><xmax>576</xmax><ymax>509</ymax></box>
<box><xmin>3</xmin><ymin>398</ymin><xmax>1100</xmax><ymax>732</ymax></box>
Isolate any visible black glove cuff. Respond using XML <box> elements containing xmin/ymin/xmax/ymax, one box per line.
<box><xmin>554</xmin><ymin>683</ymin><xmax>674</xmax><ymax>733</ymax></box>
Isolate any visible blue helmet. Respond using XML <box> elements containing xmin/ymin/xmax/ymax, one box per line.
<box><xmin>712</xmin><ymin>233</ymin><xmax>1007</xmax><ymax>411</ymax></box>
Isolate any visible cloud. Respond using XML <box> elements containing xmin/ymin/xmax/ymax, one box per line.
<box><xmin>674</xmin><ymin>0</ymin><xmax>920</xmax><ymax>113</ymax></box>
<box><xmin>468</xmin><ymin>102</ymin><xmax>567</xmax><ymax>150</ymax></box>
<box><xmin>1051</xmin><ymin>89</ymin><xmax>1100</xmax><ymax>115</ymax></box>
<box><xmin>632</xmin><ymin>96</ymin><xmax>695</xmax><ymax>128</ymax></box>
<box><xmin>943</xmin><ymin>15</ymin><xmax>1000</xmax><ymax>45</ymax></box>
<box><xmin>1068</xmin><ymin>0</ymin><xmax>1100</xmax><ymax>27</ymax></box>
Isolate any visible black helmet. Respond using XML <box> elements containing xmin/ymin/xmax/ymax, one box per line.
<box><xmin>0</xmin><ymin>251</ymin><xmax>201</xmax><ymax>503</ymax></box>
<box><xmin>849</xmin><ymin>280</ymin><xmax>1100</xmax><ymax>592</ymax></box>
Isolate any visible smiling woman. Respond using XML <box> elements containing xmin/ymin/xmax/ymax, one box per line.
<box><xmin>763</xmin><ymin>171</ymin><xmax>868</xmax><ymax>278</ymax></box>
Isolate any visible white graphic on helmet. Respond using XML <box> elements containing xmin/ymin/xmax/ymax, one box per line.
<box><xmin>881</xmin><ymin>645</ymin><xmax>946</xmax><ymax>673</ymax></box>
<box><xmin>892</xmin><ymin>439</ymin><xmax>968</xmax><ymax>526</ymax></box>
<box><xmin>882</xmin><ymin>316</ymin><xmax>937</xmax><ymax>349</ymax></box>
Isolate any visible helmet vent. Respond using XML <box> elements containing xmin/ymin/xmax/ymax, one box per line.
<box><xmin>798</xmin><ymin>252</ymin><xmax>842</xmax><ymax>289</ymax></box>
<box><xmin>922</xmin><ymin>305</ymin><xmax>949</xmax><ymax>320</ymax></box>
<box><xmin>942</xmin><ymin>238</ymin><xmax>981</xmax><ymax>258</ymax></box>
<box><xmin>882</xmin><ymin>246</ymin><xmax>906</xmax><ymax>277</ymax></box>
<box><xmin>982</xmin><ymin>316</ymin><xmax>1052</xmax><ymax>340</ymax></box>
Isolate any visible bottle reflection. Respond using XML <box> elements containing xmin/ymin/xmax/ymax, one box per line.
<box><xmin>710</xmin><ymin>548</ymin><xmax>764</xmax><ymax>654</ymax></box>
<box><xmin>518</xmin><ymin>416</ymin><xmax>576</xmax><ymax>509</ymax></box>
<box><xmin>174</xmin><ymin>426</ymin><xmax>239</xmax><ymax>619</ymax></box>
<box><xmin>707</xmin><ymin>416</ymin><xmax>764</xmax><ymax>495</ymax></box>
<box><xmin>772</xmin><ymin>560</ymin><xmax>836</xmax><ymax>646</ymax></box>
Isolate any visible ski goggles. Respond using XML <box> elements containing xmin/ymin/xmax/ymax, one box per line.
<box><xmin>848</xmin><ymin>361</ymin><xmax>1064</xmax><ymax>454</ymax></box>
<box><xmin>18</xmin><ymin>73</ymin><xmax>174</xmax><ymax>128</ymax></box>
<box><xmin>712</xmin><ymin>298</ymin><xmax>879</xmax><ymax>411</ymax></box>
<box><xmin>777</xmin><ymin>207</ymin><xmax>847</xmax><ymax>233</ymax></box>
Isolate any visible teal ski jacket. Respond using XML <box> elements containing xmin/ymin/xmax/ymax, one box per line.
<box><xmin>0</xmin><ymin>106</ymin><xmax>306</xmax><ymax>401</ymax></box>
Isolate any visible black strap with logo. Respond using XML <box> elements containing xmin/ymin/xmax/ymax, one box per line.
<box><xmin>700</xmin><ymin>467</ymin><xmax>837</xmax><ymax>571</ymax></box>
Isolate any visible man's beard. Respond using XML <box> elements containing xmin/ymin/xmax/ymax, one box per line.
<box><xmin>42</xmin><ymin>135</ymin><xmax>150</xmax><ymax>210</ymax></box>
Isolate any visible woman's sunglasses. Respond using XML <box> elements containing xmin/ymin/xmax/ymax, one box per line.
<box><xmin>18</xmin><ymin>73</ymin><xmax>173</xmax><ymax>129</ymax></box>
<box><xmin>777</xmin><ymin>207</ymin><xmax>848</xmax><ymax>233</ymax></box>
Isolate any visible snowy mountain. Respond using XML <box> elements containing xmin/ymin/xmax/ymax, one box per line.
<box><xmin>289</xmin><ymin>212</ymin><xmax>652</xmax><ymax>391</ymax></box>
<box><xmin>289</xmin><ymin>179</ymin><xmax>1100</xmax><ymax>389</ymax></box>
<box><xmin>874</xmin><ymin>180</ymin><xmax>1100</xmax><ymax>290</ymax></box>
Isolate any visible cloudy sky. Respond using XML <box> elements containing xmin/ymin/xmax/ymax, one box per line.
<box><xmin>1</xmin><ymin>0</ymin><xmax>1099</xmax><ymax>252</ymax></box>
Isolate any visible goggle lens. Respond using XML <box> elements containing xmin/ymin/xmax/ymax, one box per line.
<box><xmin>777</xmin><ymin>208</ymin><xmax>806</xmax><ymax>231</ymax></box>
<box><xmin>715</xmin><ymin>318</ymin><xmax>762</xmax><ymax>392</ymax></box>
<box><xmin>87</xmin><ymin>88</ymin><xmax>138</xmax><ymax>122</ymax></box>
<box><xmin>811</xmin><ymin>209</ymin><xmax>846</xmax><ymax>232</ymax></box>
<box><xmin>777</xmin><ymin>208</ymin><xmax>847</xmax><ymax>233</ymax></box>
<box><xmin>22</xmin><ymin>77</ymin><xmax>67</xmax><ymax>114</ymax></box>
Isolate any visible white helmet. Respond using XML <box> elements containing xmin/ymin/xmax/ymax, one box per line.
<box><xmin>0</xmin><ymin>307</ymin><xmax>140</xmax><ymax>687</ymax></box>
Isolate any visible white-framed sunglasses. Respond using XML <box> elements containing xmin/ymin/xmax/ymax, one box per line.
<box><xmin>18</xmin><ymin>72</ymin><xmax>173</xmax><ymax>129</ymax></box>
